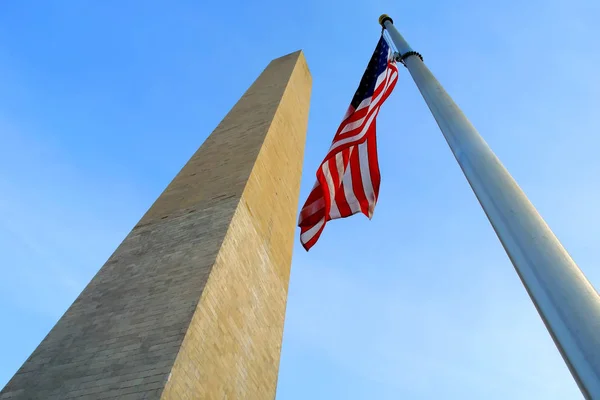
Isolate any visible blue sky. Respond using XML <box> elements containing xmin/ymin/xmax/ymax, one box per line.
<box><xmin>1</xmin><ymin>0</ymin><xmax>599</xmax><ymax>398</ymax></box>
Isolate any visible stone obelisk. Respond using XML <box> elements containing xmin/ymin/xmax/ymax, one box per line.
<box><xmin>1</xmin><ymin>50</ymin><xmax>311</xmax><ymax>400</ymax></box>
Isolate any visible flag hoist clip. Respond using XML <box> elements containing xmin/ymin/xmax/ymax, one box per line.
<box><xmin>379</xmin><ymin>14</ymin><xmax>423</xmax><ymax>67</ymax></box>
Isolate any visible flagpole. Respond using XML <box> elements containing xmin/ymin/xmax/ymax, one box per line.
<box><xmin>379</xmin><ymin>14</ymin><xmax>600</xmax><ymax>399</ymax></box>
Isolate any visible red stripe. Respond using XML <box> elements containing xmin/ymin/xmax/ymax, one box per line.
<box><xmin>334</xmin><ymin>149</ymin><xmax>352</xmax><ymax>217</ymax></box>
<box><xmin>324</xmin><ymin>71</ymin><xmax>397</xmax><ymax>159</ymax></box>
<box><xmin>335</xmin><ymin>107</ymin><xmax>370</xmax><ymax>140</ymax></box>
<box><xmin>300</xmin><ymin>222</ymin><xmax>326</xmax><ymax>251</ymax></box>
<box><xmin>314</xmin><ymin>169</ymin><xmax>332</xmax><ymax>226</ymax></box>
<box><xmin>367</xmin><ymin>124</ymin><xmax>381</xmax><ymax>203</ymax></box>
<box><xmin>333</xmin><ymin>67</ymin><xmax>396</xmax><ymax>141</ymax></box>
<box><xmin>302</xmin><ymin>185</ymin><xmax>322</xmax><ymax>206</ymax></box>
<box><xmin>349</xmin><ymin>148</ymin><xmax>369</xmax><ymax>217</ymax></box>
<box><xmin>324</xmin><ymin>104</ymin><xmax>381</xmax><ymax>160</ymax></box>
<box><xmin>327</xmin><ymin>157</ymin><xmax>341</xmax><ymax>197</ymax></box>
<box><xmin>298</xmin><ymin>185</ymin><xmax>325</xmax><ymax>228</ymax></box>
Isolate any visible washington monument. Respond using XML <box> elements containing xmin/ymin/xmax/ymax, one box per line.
<box><xmin>1</xmin><ymin>51</ymin><xmax>311</xmax><ymax>399</ymax></box>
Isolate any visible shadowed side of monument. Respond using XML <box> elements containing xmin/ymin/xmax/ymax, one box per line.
<box><xmin>1</xmin><ymin>50</ymin><xmax>311</xmax><ymax>400</ymax></box>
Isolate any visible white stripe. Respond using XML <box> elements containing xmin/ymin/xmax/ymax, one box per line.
<box><xmin>369</xmin><ymin>68</ymin><xmax>392</xmax><ymax>106</ymax></box>
<box><xmin>388</xmin><ymin>71</ymin><xmax>398</xmax><ymax>87</ymax></box>
<box><xmin>358</xmin><ymin>140</ymin><xmax>376</xmax><ymax>217</ymax></box>
<box><xmin>300</xmin><ymin>217</ymin><xmax>326</xmax><ymax>244</ymax></box>
<box><xmin>329</xmin><ymin>106</ymin><xmax>378</xmax><ymax>153</ymax></box>
<box><xmin>335</xmin><ymin>152</ymin><xmax>344</xmax><ymax>179</ymax></box>
<box><xmin>321</xmin><ymin>162</ymin><xmax>341</xmax><ymax>219</ymax></box>
<box><xmin>328</xmin><ymin>69</ymin><xmax>391</xmax><ymax>153</ymax></box>
<box><xmin>300</xmin><ymin>196</ymin><xmax>325</xmax><ymax>219</ymax></box>
<box><xmin>329</xmin><ymin>153</ymin><xmax>345</xmax><ymax>219</ymax></box>
<box><xmin>355</xmin><ymin>97</ymin><xmax>371</xmax><ymax>112</ymax></box>
<box><xmin>300</xmin><ymin>150</ymin><xmax>361</xmax><ymax>221</ymax></box>
<box><xmin>374</xmin><ymin>69</ymin><xmax>387</xmax><ymax>89</ymax></box>
<box><xmin>342</xmin><ymin>153</ymin><xmax>362</xmax><ymax>215</ymax></box>
<box><xmin>340</xmin><ymin>115</ymin><xmax>367</xmax><ymax>134</ymax></box>
<box><xmin>340</xmin><ymin>98</ymin><xmax>371</xmax><ymax>132</ymax></box>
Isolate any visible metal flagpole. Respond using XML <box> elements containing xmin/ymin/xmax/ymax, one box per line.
<box><xmin>378</xmin><ymin>14</ymin><xmax>600</xmax><ymax>399</ymax></box>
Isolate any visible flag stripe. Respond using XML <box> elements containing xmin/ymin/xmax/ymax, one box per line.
<box><xmin>342</xmin><ymin>156</ymin><xmax>362</xmax><ymax>215</ymax></box>
<box><xmin>368</xmin><ymin>129</ymin><xmax>381</xmax><ymax>201</ymax></box>
<box><xmin>350</xmin><ymin>141</ymin><xmax>370</xmax><ymax>217</ymax></box>
<box><xmin>300</xmin><ymin>217</ymin><xmax>326</xmax><ymax>248</ymax></box>
<box><xmin>358</xmin><ymin>139</ymin><xmax>375</xmax><ymax>217</ymax></box>
<box><xmin>321</xmin><ymin>162</ymin><xmax>340</xmax><ymax>219</ymax></box>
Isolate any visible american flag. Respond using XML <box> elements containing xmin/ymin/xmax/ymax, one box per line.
<box><xmin>298</xmin><ymin>35</ymin><xmax>398</xmax><ymax>250</ymax></box>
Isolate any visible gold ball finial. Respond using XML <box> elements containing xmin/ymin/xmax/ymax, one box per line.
<box><xmin>379</xmin><ymin>14</ymin><xmax>394</xmax><ymax>27</ymax></box>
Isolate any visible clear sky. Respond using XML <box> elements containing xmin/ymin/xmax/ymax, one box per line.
<box><xmin>1</xmin><ymin>0</ymin><xmax>599</xmax><ymax>399</ymax></box>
